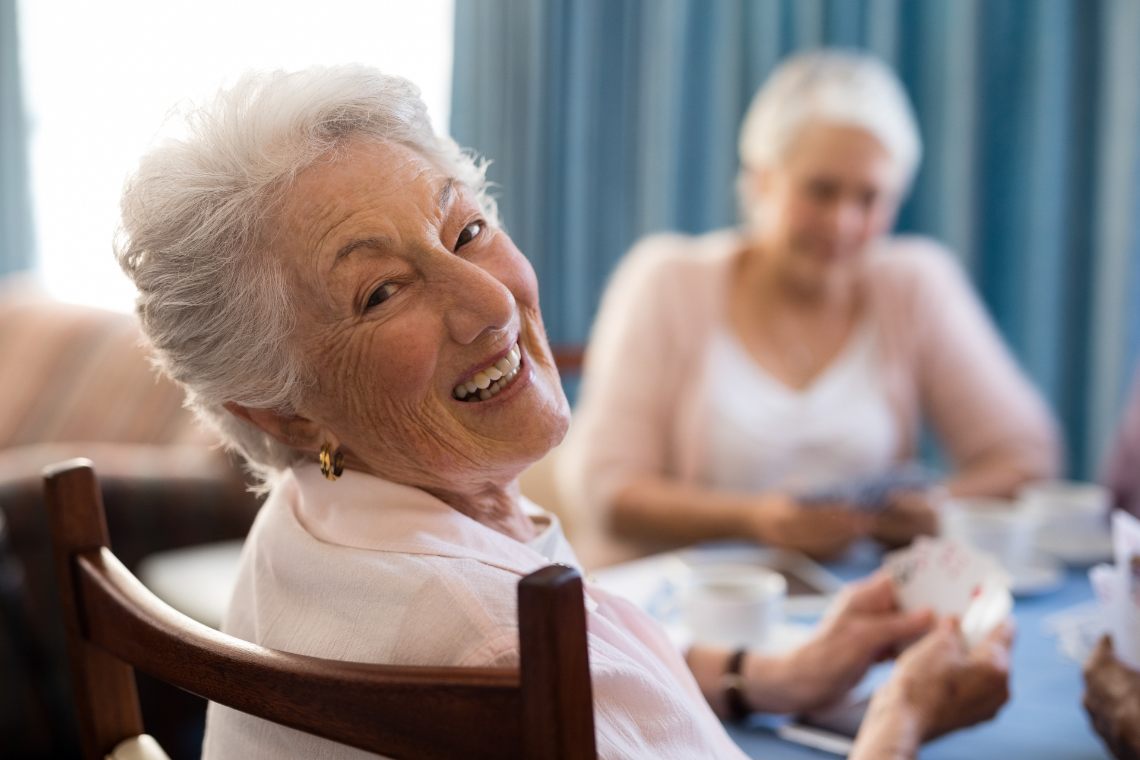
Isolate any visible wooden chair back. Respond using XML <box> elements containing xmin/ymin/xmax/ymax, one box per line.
<box><xmin>44</xmin><ymin>459</ymin><xmax>596</xmax><ymax>760</ymax></box>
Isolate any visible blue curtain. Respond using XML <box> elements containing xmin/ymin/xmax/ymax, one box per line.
<box><xmin>451</xmin><ymin>0</ymin><xmax>1140</xmax><ymax>479</ymax></box>
<box><xmin>0</xmin><ymin>0</ymin><xmax>33</xmax><ymax>276</ymax></box>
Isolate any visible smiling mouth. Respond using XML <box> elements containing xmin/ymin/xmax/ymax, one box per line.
<box><xmin>453</xmin><ymin>342</ymin><xmax>522</xmax><ymax>402</ymax></box>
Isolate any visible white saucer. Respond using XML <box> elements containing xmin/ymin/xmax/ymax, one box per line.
<box><xmin>1036</xmin><ymin>532</ymin><xmax>1114</xmax><ymax>566</ymax></box>
<box><xmin>1009</xmin><ymin>557</ymin><xmax>1064</xmax><ymax>597</ymax></box>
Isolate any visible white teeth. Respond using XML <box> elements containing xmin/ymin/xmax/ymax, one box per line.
<box><xmin>453</xmin><ymin>341</ymin><xmax>524</xmax><ymax>401</ymax></box>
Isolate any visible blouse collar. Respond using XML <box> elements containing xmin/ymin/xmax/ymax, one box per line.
<box><xmin>286</xmin><ymin>464</ymin><xmax>579</xmax><ymax>578</ymax></box>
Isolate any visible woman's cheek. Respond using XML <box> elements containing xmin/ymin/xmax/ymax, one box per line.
<box><xmin>487</xmin><ymin>235</ymin><xmax>541</xmax><ymax>307</ymax></box>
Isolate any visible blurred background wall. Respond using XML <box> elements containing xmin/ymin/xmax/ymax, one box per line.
<box><xmin>450</xmin><ymin>0</ymin><xmax>1140</xmax><ymax>480</ymax></box>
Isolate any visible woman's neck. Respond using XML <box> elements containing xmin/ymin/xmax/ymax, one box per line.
<box><xmin>424</xmin><ymin>478</ymin><xmax>538</xmax><ymax>543</ymax></box>
<box><xmin>737</xmin><ymin>239</ymin><xmax>861</xmax><ymax>316</ymax></box>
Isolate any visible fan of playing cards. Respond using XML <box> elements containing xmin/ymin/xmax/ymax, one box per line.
<box><xmin>1088</xmin><ymin>511</ymin><xmax>1140</xmax><ymax>669</ymax></box>
<box><xmin>884</xmin><ymin>536</ymin><xmax>1014</xmax><ymax>649</ymax></box>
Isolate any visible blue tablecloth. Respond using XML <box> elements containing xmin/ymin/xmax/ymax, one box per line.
<box><xmin>724</xmin><ymin>544</ymin><xmax>1112</xmax><ymax>759</ymax></box>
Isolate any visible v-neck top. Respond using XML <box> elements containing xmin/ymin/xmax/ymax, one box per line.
<box><xmin>698</xmin><ymin>318</ymin><xmax>897</xmax><ymax>494</ymax></box>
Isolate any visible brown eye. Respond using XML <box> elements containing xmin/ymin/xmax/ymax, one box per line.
<box><xmin>456</xmin><ymin>220</ymin><xmax>483</xmax><ymax>250</ymax></box>
<box><xmin>365</xmin><ymin>282</ymin><xmax>398</xmax><ymax>310</ymax></box>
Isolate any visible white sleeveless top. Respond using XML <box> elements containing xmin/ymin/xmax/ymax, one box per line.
<box><xmin>698</xmin><ymin>321</ymin><xmax>897</xmax><ymax>496</ymax></box>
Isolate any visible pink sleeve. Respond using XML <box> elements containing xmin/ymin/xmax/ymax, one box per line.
<box><xmin>557</xmin><ymin>236</ymin><xmax>691</xmax><ymax>517</ymax></box>
<box><xmin>909</xmin><ymin>246</ymin><xmax>1061</xmax><ymax>482</ymax></box>
<box><xmin>1103</xmin><ymin>372</ymin><xmax>1140</xmax><ymax>516</ymax></box>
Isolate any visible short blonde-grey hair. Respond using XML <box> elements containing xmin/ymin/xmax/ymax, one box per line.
<box><xmin>737</xmin><ymin>50</ymin><xmax>922</xmax><ymax>217</ymax></box>
<box><xmin>115</xmin><ymin>65</ymin><xmax>497</xmax><ymax>484</ymax></box>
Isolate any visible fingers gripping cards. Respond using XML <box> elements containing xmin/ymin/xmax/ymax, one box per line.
<box><xmin>1089</xmin><ymin>512</ymin><xmax>1140</xmax><ymax>670</ymax></box>
<box><xmin>884</xmin><ymin>537</ymin><xmax>1013</xmax><ymax>648</ymax></box>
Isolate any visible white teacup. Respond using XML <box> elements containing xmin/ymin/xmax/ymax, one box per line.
<box><xmin>679</xmin><ymin>564</ymin><xmax>786</xmax><ymax>648</ymax></box>
<box><xmin>940</xmin><ymin>498</ymin><xmax>1036</xmax><ymax>573</ymax></box>
<box><xmin>1020</xmin><ymin>480</ymin><xmax>1109</xmax><ymax>548</ymax></box>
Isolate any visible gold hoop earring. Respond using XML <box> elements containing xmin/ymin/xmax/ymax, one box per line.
<box><xmin>319</xmin><ymin>443</ymin><xmax>345</xmax><ymax>481</ymax></box>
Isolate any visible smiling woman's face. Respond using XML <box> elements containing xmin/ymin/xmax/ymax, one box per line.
<box><xmin>265</xmin><ymin>137</ymin><xmax>569</xmax><ymax>494</ymax></box>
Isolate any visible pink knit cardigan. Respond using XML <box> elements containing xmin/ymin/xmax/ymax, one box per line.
<box><xmin>558</xmin><ymin>230</ymin><xmax>1061</xmax><ymax>525</ymax></box>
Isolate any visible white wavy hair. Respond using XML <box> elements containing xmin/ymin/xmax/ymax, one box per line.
<box><xmin>737</xmin><ymin>49</ymin><xmax>922</xmax><ymax>220</ymax></box>
<box><xmin>115</xmin><ymin>65</ymin><xmax>497</xmax><ymax>484</ymax></box>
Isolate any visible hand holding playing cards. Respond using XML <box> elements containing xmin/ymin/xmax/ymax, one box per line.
<box><xmin>753</xmin><ymin>495</ymin><xmax>870</xmax><ymax>560</ymax></box>
<box><xmin>871</xmin><ymin>489</ymin><xmax>940</xmax><ymax>549</ymax></box>
<box><xmin>851</xmin><ymin>617</ymin><xmax>1012</xmax><ymax>759</ymax></box>
<box><xmin>1083</xmin><ymin>636</ymin><xmax>1140</xmax><ymax>760</ymax></box>
<box><xmin>895</xmin><ymin>617</ymin><xmax>1012</xmax><ymax>735</ymax></box>
<box><xmin>776</xmin><ymin>573</ymin><xmax>934</xmax><ymax>712</ymax></box>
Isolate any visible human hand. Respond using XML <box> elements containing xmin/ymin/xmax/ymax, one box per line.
<box><xmin>771</xmin><ymin>573</ymin><xmax>934</xmax><ymax>712</ymax></box>
<box><xmin>871</xmin><ymin>489</ymin><xmax>941</xmax><ymax>549</ymax></box>
<box><xmin>1083</xmin><ymin>635</ymin><xmax>1140</xmax><ymax>760</ymax></box>
<box><xmin>752</xmin><ymin>495</ymin><xmax>870</xmax><ymax>560</ymax></box>
<box><xmin>876</xmin><ymin>616</ymin><xmax>1013</xmax><ymax>742</ymax></box>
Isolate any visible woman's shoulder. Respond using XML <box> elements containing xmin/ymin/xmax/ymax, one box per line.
<box><xmin>614</xmin><ymin>228</ymin><xmax>742</xmax><ymax>286</ymax></box>
<box><xmin>865</xmin><ymin>235</ymin><xmax>973</xmax><ymax>301</ymax></box>
<box><xmin>868</xmin><ymin>235</ymin><xmax>963</xmax><ymax>276</ymax></box>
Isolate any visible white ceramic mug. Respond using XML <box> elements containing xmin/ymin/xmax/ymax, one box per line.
<box><xmin>940</xmin><ymin>497</ymin><xmax>1036</xmax><ymax>573</ymax></box>
<box><xmin>679</xmin><ymin>564</ymin><xmax>786</xmax><ymax>648</ymax></box>
<box><xmin>1020</xmin><ymin>480</ymin><xmax>1109</xmax><ymax>548</ymax></box>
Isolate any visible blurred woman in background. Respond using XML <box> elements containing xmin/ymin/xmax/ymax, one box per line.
<box><xmin>560</xmin><ymin>50</ymin><xmax>1059</xmax><ymax>563</ymax></box>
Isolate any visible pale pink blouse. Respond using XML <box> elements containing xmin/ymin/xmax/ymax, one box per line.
<box><xmin>202</xmin><ymin>465</ymin><xmax>747</xmax><ymax>759</ymax></box>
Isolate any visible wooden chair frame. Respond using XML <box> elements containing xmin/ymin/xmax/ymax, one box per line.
<box><xmin>45</xmin><ymin>459</ymin><xmax>596</xmax><ymax>760</ymax></box>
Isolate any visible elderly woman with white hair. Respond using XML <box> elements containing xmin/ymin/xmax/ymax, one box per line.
<box><xmin>559</xmin><ymin>50</ymin><xmax>1060</xmax><ymax>562</ymax></box>
<box><xmin>117</xmin><ymin>64</ymin><xmax>1012</xmax><ymax>759</ymax></box>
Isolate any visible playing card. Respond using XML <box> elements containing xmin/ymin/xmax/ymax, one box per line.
<box><xmin>1112</xmin><ymin>511</ymin><xmax>1140</xmax><ymax>603</ymax></box>
<box><xmin>1089</xmin><ymin>562</ymin><xmax>1140</xmax><ymax>670</ymax></box>
<box><xmin>884</xmin><ymin>537</ymin><xmax>1009</xmax><ymax>618</ymax></box>
<box><xmin>1092</xmin><ymin>512</ymin><xmax>1140</xmax><ymax>670</ymax></box>
<box><xmin>1043</xmin><ymin>603</ymin><xmax>1106</xmax><ymax>663</ymax></box>
<box><xmin>960</xmin><ymin>584</ymin><xmax>1013</xmax><ymax>649</ymax></box>
<box><xmin>799</xmin><ymin>465</ymin><xmax>935</xmax><ymax>513</ymax></box>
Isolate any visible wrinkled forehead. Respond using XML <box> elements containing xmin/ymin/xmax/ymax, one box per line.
<box><xmin>270</xmin><ymin>139</ymin><xmax>448</xmax><ymax>258</ymax></box>
<box><xmin>287</xmin><ymin>138</ymin><xmax>441</xmax><ymax>219</ymax></box>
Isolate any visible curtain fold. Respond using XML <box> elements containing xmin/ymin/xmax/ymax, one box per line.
<box><xmin>0</xmin><ymin>0</ymin><xmax>33</xmax><ymax>276</ymax></box>
<box><xmin>452</xmin><ymin>0</ymin><xmax>1140</xmax><ymax>478</ymax></box>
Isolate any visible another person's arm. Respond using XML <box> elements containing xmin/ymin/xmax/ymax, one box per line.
<box><xmin>614</xmin><ymin>476</ymin><xmax>869</xmax><ymax>560</ymax></box>
<box><xmin>911</xmin><ymin>243</ymin><xmax>1060</xmax><ymax>497</ymax></box>
<box><xmin>685</xmin><ymin>573</ymin><xmax>932</xmax><ymax>715</ymax></box>
<box><xmin>1083</xmin><ymin>636</ymin><xmax>1140</xmax><ymax>760</ymax></box>
<box><xmin>686</xmin><ymin>573</ymin><xmax>1011</xmax><ymax>759</ymax></box>
<box><xmin>872</xmin><ymin>242</ymin><xmax>1061</xmax><ymax>546</ymax></box>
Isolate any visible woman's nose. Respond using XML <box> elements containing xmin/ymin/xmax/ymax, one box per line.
<box><xmin>440</xmin><ymin>259</ymin><xmax>516</xmax><ymax>345</ymax></box>
<box><xmin>826</xmin><ymin>198</ymin><xmax>867</xmax><ymax>241</ymax></box>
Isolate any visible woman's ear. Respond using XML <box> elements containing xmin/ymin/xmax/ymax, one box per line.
<box><xmin>223</xmin><ymin>401</ymin><xmax>326</xmax><ymax>453</ymax></box>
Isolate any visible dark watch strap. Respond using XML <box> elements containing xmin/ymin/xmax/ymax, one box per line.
<box><xmin>724</xmin><ymin>648</ymin><xmax>752</xmax><ymax>721</ymax></box>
